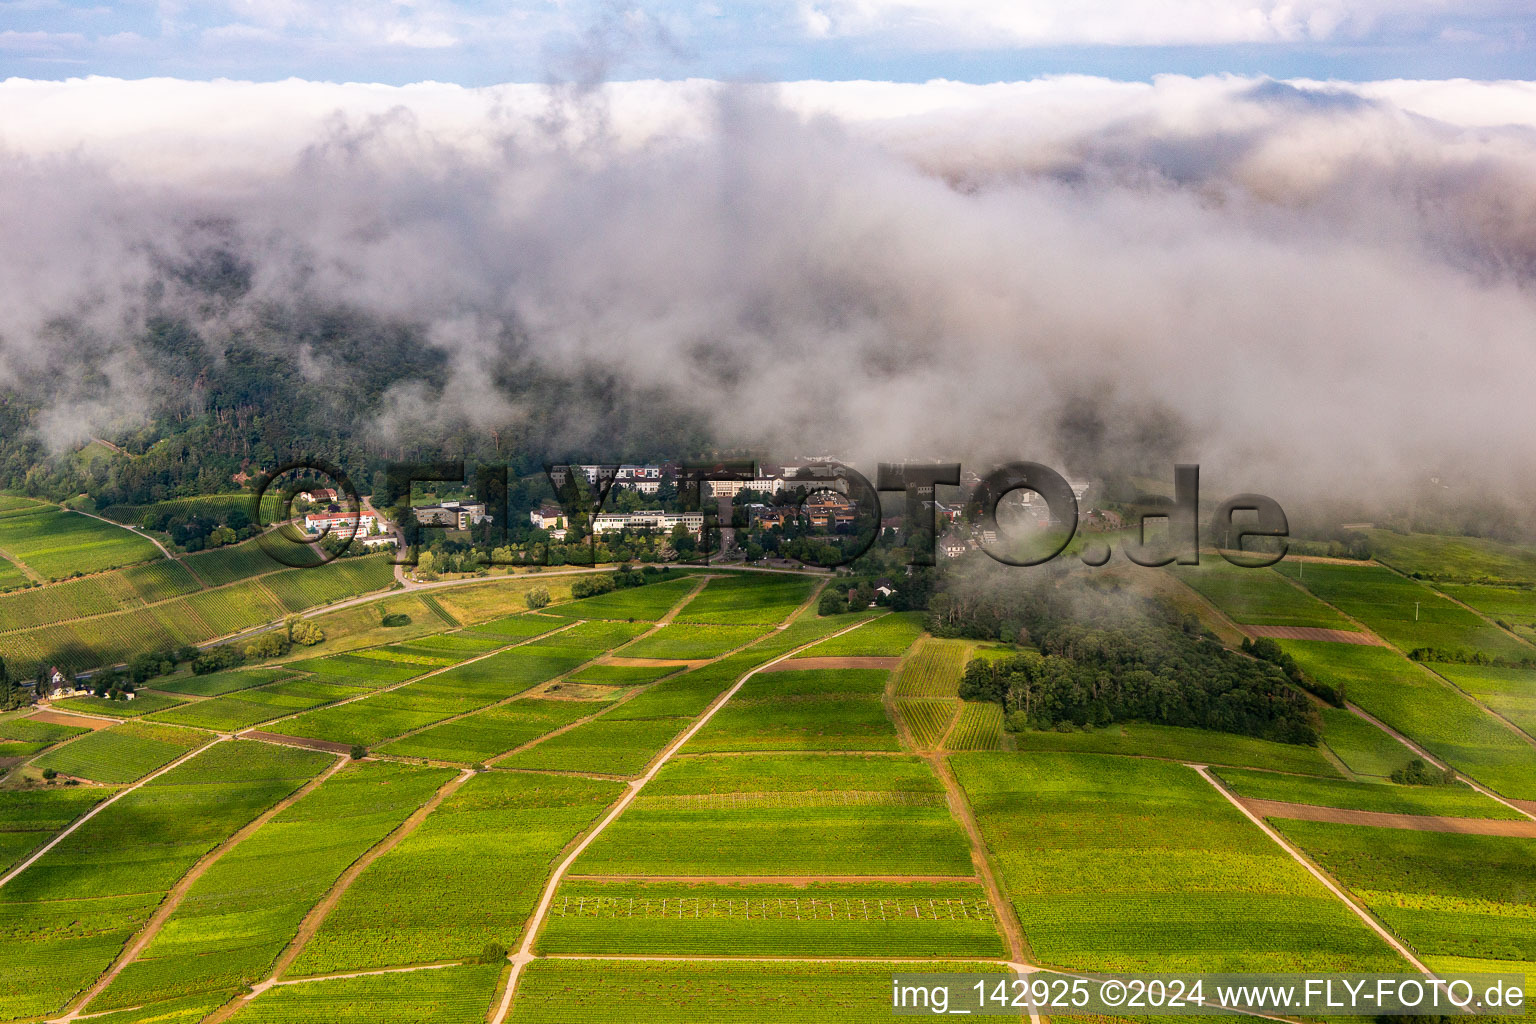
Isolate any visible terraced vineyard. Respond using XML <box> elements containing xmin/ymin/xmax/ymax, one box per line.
<box><xmin>30</xmin><ymin>721</ymin><xmax>209</xmax><ymax>783</ymax></box>
<box><xmin>1172</xmin><ymin>558</ymin><xmax>1355</xmax><ymax>630</ymax></box>
<box><xmin>897</xmin><ymin>698</ymin><xmax>958</xmax><ymax>750</ymax></box>
<box><xmin>945</xmin><ymin>702</ymin><xmax>1003</xmax><ymax>750</ymax></box>
<box><xmin>893</xmin><ymin>638</ymin><xmax>969</xmax><ymax>697</ymax></box>
<box><xmin>0</xmin><ymin>507</ymin><xmax>160</xmax><ymax>580</ymax></box>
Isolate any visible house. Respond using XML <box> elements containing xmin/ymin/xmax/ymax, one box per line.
<box><xmin>938</xmin><ymin>534</ymin><xmax>970</xmax><ymax>558</ymax></box>
<box><xmin>298</xmin><ymin>488</ymin><xmax>338</xmax><ymax>504</ymax></box>
<box><xmin>529</xmin><ymin>505</ymin><xmax>569</xmax><ymax>541</ymax></box>
<box><xmin>411</xmin><ymin>501</ymin><xmax>490</xmax><ymax>531</ymax></box>
<box><xmin>45</xmin><ymin>666</ymin><xmax>71</xmax><ymax>698</ymax></box>
<box><xmin>303</xmin><ymin>510</ymin><xmax>380</xmax><ymax>536</ymax></box>
<box><xmin>590</xmin><ymin>510</ymin><xmax>705</xmax><ymax>537</ymax></box>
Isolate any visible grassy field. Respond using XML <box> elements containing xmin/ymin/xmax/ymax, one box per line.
<box><xmin>0</xmin><ymin>714</ymin><xmax>90</xmax><ymax>754</ymax></box>
<box><xmin>0</xmin><ymin>786</ymin><xmax>116</xmax><ymax>876</ymax></box>
<box><xmin>894</xmin><ymin>638</ymin><xmax>969</xmax><ymax>697</ymax></box>
<box><xmin>1441</xmin><ymin>584</ymin><xmax>1536</xmax><ymax>644</ymax></box>
<box><xmin>573</xmin><ymin>753</ymin><xmax>974</xmax><ymax>877</ymax></box>
<box><xmin>1011</xmin><ymin>721</ymin><xmax>1343</xmax><ymax>776</ymax></box>
<box><xmin>289</xmin><ymin>772</ymin><xmax>623</xmax><ymax>974</ymax></box>
<box><xmin>551</xmin><ymin>575</ymin><xmax>698</xmax><ymax>621</ymax></box>
<box><xmin>1320</xmin><ymin>706</ymin><xmax>1419</xmax><ymax>777</ymax></box>
<box><xmin>687</xmin><ymin>669</ymin><xmax>898</xmax><ymax>752</ymax></box>
<box><xmin>673</xmin><ymin>574</ymin><xmax>819</xmax><ymax>625</ymax></box>
<box><xmin>54</xmin><ymin>691</ymin><xmax>190</xmax><ymax>718</ymax></box>
<box><xmin>946</xmin><ymin>703</ymin><xmax>1004</xmax><ymax>751</ymax></box>
<box><xmin>0</xmin><ymin>741</ymin><xmax>331</xmax><ymax>1021</ymax></box>
<box><xmin>951</xmin><ymin>752</ymin><xmax>1405</xmax><ymax>972</ymax></box>
<box><xmin>511</xmin><ymin>959</ymin><xmax>1009</xmax><ymax>1024</ymax></box>
<box><xmin>567</xmin><ymin>663</ymin><xmax>678</xmax><ymax>684</ymax></box>
<box><xmin>619</xmin><ymin>623</ymin><xmax>767</xmax><ymax>659</ymax></box>
<box><xmin>0</xmin><ymin>555</ymin><xmax>27</xmax><ymax>593</ymax></box>
<box><xmin>0</xmin><ymin>508</ymin><xmax>161</xmax><ymax>580</ymax></box>
<box><xmin>1171</xmin><ymin>559</ymin><xmax>1355</xmax><ymax>629</ymax></box>
<box><xmin>378</xmin><ymin>697</ymin><xmax>608</xmax><ymax>762</ymax></box>
<box><xmin>430</xmin><ymin>575</ymin><xmax>581</xmax><ymax>624</ymax></box>
<box><xmin>793</xmin><ymin>612</ymin><xmax>924</xmax><ymax>658</ymax></box>
<box><xmin>497</xmin><ymin>715</ymin><xmax>688</xmax><ymax>774</ymax></box>
<box><xmin>148</xmin><ymin>678</ymin><xmax>370</xmax><ymax>732</ymax></box>
<box><xmin>1280</xmin><ymin>640</ymin><xmax>1536</xmax><ymax>798</ymax></box>
<box><xmin>151</xmin><ymin>667</ymin><xmax>296</xmax><ymax>697</ymax></box>
<box><xmin>1274</xmin><ymin>819</ymin><xmax>1536</xmax><ymax>965</ymax></box>
<box><xmin>1213</xmin><ymin>767</ymin><xmax>1523</xmax><ymax>818</ymax></box>
<box><xmin>31</xmin><ymin>721</ymin><xmax>209</xmax><ymax>783</ymax></box>
<box><xmin>1366</xmin><ymin>530</ymin><xmax>1536</xmax><ymax>583</ymax></box>
<box><xmin>1433</xmin><ymin>664</ymin><xmax>1536</xmax><ymax>737</ymax></box>
<box><xmin>1277</xmin><ymin>560</ymin><xmax>1531</xmax><ymax>659</ymax></box>
<box><xmin>90</xmin><ymin>761</ymin><xmax>456</xmax><ymax>1010</ymax></box>
<box><xmin>898</xmin><ymin>699</ymin><xmax>959</xmax><ymax>751</ymax></box>
<box><xmin>537</xmin><ymin>879</ymin><xmax>1006</xmax><ymax>957</ymax></box>
<box><xmin>231</xmin><ymin>964</ymin><xmax>501</xmax><ymax>1024</ymax></box>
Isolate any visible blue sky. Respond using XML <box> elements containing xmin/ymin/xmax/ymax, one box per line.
<box><xmin>2</xmin><ymin>1</ymin><xmax>1534</xmax><ymax>84</ymax></box>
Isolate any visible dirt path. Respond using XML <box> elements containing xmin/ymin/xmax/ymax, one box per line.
<box><xmin>73</xmin><ymin>508</ymin><xmax>179</xmax><ymax>563</ymax></box>
<box><xmin>763</xmin><ymin>656</ymin><xmax>902</xmax><ymax>671</ymax></box>
<box><xmin>1242</xmin><ymin>625</ymin><xmax>1381</xmax><ymax>644</ymax></box>
<box><xmin>1236</xmin><ymin>797</ymin><xmax>1536</xmax><ymax>836</ymax></box>
<box><xmin>0</xmin><ymin>542</ymin><xmax>42</xmax><ymax>583</ymax></box>
<box><xmin>562</xmin><ymin>874</ymin><xmax>981</xmax><ymax>885</ymax></box>
<box><xmin>0</xmin><ymin>735</ymin><xmax>226</xmax><ymax>889</ymax></box>
<box><xmin>26</xmin><ymin>710</ymin><xmax>113</xmax><ymax>730</ymax></box>
<box><xmin>928</xmin><ymin>755</ymin><xmax>1031</xmax><ymax>965</ymax></box>
<box><xmin>242</xmin><ymin>732</ymin><xmax>355</xmax><ymax>755</ymax></box>
<box><xmin>56</xmin><ymin>754</ymin><xmax>350</xmax><ymax>1021</ymax></box>
<box><xmin>1193</xmin><ymin>764</ymin><xmax>1433</xmax><ymax>973</ymax></box>
<box><xmin>203</xmin><ymin>766</ymin><xmax>477</xmax><ymax>1024</ymax></box>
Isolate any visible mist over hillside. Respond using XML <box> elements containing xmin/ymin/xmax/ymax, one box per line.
<box><xmin>2</xmin><ymin>75</ymin><xmax>1535</xmax><ymax>526</ymax></box>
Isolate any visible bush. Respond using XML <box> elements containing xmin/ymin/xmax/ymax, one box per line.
<box><xmin>350</xmin><ymin>744</ymin><xmax>367</xmax><ymax>760</ymax></box>
<box><xmin>524</xmin><ymin>586</ymin><xmax>551</xmax><ymax>610</ymax></box>
<box><xmin>1391</xmin><ymin>757</ymin><xmax>1458</xmax><ymax>786</ymax></box>
<box><xmin>192</xmin><ymin>645</ymin><xmax>244</xmax><ymax>675</ymax></box>
<box><xmin>244</xmin><ymin>632</ymin><xmax>291</xmax><ymax>661</ymax></box>
<box><xmin>817</xmin><ymin>589</ymin><xmax>847</xmax><ymax>616</ymax></box>
<box><xmin>478</xmin><ymin>943</ymin><xmax>508</xmax><ymax>964</ymax></box>
<box><xmin>288</xmin><ymin>619</ymin><xmax>325</xmax><ymax>646</ymax></box>
<box><xmin>41</xmin><ymin>768</ymin><xmax>57</xmax><ymax>780</ymax></box>
<box><xmin>571</xmin><ymin>575</ymin><xmax>616</xmax><ymax>599</ymax></box>
<box><xmin>381</xmin><ymin>613</ymin><xmax>412</xmax><ymax>627</ymax></box>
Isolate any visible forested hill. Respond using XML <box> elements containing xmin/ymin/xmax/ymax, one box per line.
<box><xmin>0</xmin><ymin>283</ymin><xmax>710</xmax><ymax>506</ymax></box>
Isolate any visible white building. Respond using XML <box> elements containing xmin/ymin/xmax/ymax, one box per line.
<box><xmin>550</xmin><ymin>465</ymin><xmax>663</xmax><ymax>494</ymax></box>
<box><xmin>303</xmin><ymin>510</ymin><xmax>381</xmax><ymax>536</ymax></box>
<box><xmin>706</xmin><ymin>476</ymin><xmax>786</xmax><ymax>499</ymax></box>
<box><xmin>529</xmin><ymin>505</ymin><xmax>569</xmax><ymax>541</ymax></box>
<box><xmin>590</xmin><ymin>510</ymin><xmax>705</xmax><ymax>537</ymax></box>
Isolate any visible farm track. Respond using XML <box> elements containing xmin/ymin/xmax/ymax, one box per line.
<box><xmin>1194</xmin><ymin>764</ymin><xmax>1434</xmax><ymax>974</ymax></box>
<box><xmin>1242</xmin><ymin>625</ymin><xmax>1381</xmax><ymax>644</ymax></box>
<box><xmin>1235</xmin><ymin>797</ymin><xmax>1536</xmax><ymax>836</ymax></box>
<box><xmin>55</xmin><ymin>754</ymin><xmax>352</xmax><ymax>1022</ymax></box>
<box><xmin>0</xmin><ymin>735</ymin><xmax>227</xmax><ymax>889</ymax></box>
<box><xmin>202</xmin><ymin>766</ymin><xmax>477</xmax><ymax>1024</ymax></box>
<box><xmin>0</xmin><ymin>541</ymin><xmax>43</xmax><ymax>583</ymax></box>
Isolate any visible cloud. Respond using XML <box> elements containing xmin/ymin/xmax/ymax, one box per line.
<box><xmin>0</xmin><ymin>74</ymin><xmax>1535</xmax><ymax>520</ymax></box>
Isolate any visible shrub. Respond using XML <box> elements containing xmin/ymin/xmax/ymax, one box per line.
<box><xmin>244</xmin><ymin>632</ymin><xmax>291</xmax><ymax>661</ymax></box>
<box><xmin>350</xmin><ymin>744</ymin><xmax>367</xmax><ymax>760</ymax></box>
<box><xmin>1391</xmin><ymin>757</ymin><xmax>1458</xmax><ymax>786</ymax></box>
<box><xmin>524</xmin><ymin>586</ymin><xmax>551</xmax><ymax>610</ymax></box>
<box><xmin>381</xmin><ymin>612</ymin><xmax>412</xmax><ymax>627</ymax></box>
<box><xmin>41</xmin><ymin>768</ymin><xmax>57</xmax><ymax>780</ymax></box>
<box><xmin>817</xmin><ymin>589</ymin><xmax>847</xmax><ymax>616</ymax></box>
<box><xmin>289</xmin><ymin>619</ymin><xmax>325</xmax><ymax>646</ymax></box>
<box><xmin>478</xmin><ymin>942</ymin><xmax>508</xmax><ymax>964</ymax></box>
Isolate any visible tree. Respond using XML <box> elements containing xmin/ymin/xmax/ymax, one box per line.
<box><xmin>525</xmin><ymin>586</ymin><xmax>551</xmax><ymax>609</ymax></box>
<box><xmin>289</xmin><ymin>619</ymin><xmax>325</xmax><ymax>646</ymax></box>
<box><xmin>244</xmin><ymin>632</ymin><xmax>290</xmax><ymax>661</ymax></box>
<box><xmin>416</xmin><ymin>550</ymin><xmax>439</xmax><ymax>581</ymax></box>
<box><xmin>818</xmin><ymin>589</ymin><xmax>847</xmax><ymax>616</ymax></box>
<box><xmin>350</xmin><ymin>744</ymin><xmax>367</xmax><ymax>760</ymax></box>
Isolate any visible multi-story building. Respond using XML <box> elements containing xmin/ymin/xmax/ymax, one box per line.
<box><xmin>590</xmin><ymin>510</ymin><xmax>705</xmax><ymax>537</ymax></box>
<box><xmin>303</xmin><ymin>510</ymin><xmax>381</xmax><ymax>536</ymax></box>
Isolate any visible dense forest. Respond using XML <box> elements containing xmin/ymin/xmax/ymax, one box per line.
<box><xmin>935</xmin><ymin>561</ymin><xmax>1320</xmax><ymax>744</ymax></box>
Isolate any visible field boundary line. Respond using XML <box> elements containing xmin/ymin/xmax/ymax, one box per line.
<box><xmin>0</xmin><ymin>735</ymin><xmax>228</xmax><ymax>889</ymax></box>
<box><xmin>1374</xmin><ymin>557</ymin><xmax>1536</xmax><ymax>655</ymax></box>
<box><xmin>1344</xmin><ymin>702</ymin><xmax>1536</xmax><ymax>821</ymax></box>
<box><xmin>0</xmin><ymin>542</ymin><xmax>43</xmax><ymax>583</ymax></box>
<box><xmin>490</xmin><ymin>595</ymin><xmax>910</xmax><ymax>1024</ymax></box>
<box><xmin>1233</xmin><ymin>797</ymin><xmax>1536</xmax><ymax>836</ymax></box>
<box><xmin>930</xmin><ymin>755</ymin><xmax>1032</xmax><ymax>966</ymax></box>
<box><xmin>1192</xmin><ymin>763</ymin><xmax>1433</xmax><ymax>973</ymax></box>
<box><xmin>57</xmin><ymin>753</ymin><xmax>352</xmax><ymax>1022</ymax></box>
<box><xmin>202</xmin><ymin>766</ymin><xmax>477</xmax><ymax>1023</ymax></box>
<box><xmin>235</xmin><ymin>620</ymin><xmax>582</xmax><ymax>738</ymax></box>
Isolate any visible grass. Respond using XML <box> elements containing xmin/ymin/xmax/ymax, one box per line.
<box><xmin>687</xmin><ymin>669</ymin><xmax>898</xmax><ymax>752</ymax></box>
<box><xmin>230</xmin><ymin>964</ymin><xmax>501</xmax><ymax>1024</ymax></box>
<box><xmin>120</xmin><ymin>560</ymin><xmax>202</xmax><ymax>604</ymax></box>
<box><xmin>793</xmin><ymin>612</ymin><xmax>925</xmax><ymax>658</ymax></box>
<box><xmin>148</xmin><ymin>679</ymin><xmax>368</xmax><ymax>732</ymax></box>
<box><xmin>511</xmin><ymin>959</ymin><xmax>1009</xmax><ymax>1024</ymax></box>
<box><xmin>1441</xmin><ymin>584</ymin><xmax>1536</xmax><ymax>645</ymax></box>
<box><xmin>620</xmin><ymin>623</ymin><xmax>768</xmax><ymax>659</ymax></box>
<box><xmin>1213</xmin><ymin>767</ymin><xmax>1523</xmax><ymax>819</ymax></box>
<box><xmin>574</xmin><ymin>753</ymin><xmax>974</xmax><ymax>877</ymax></box>
<box><xmin>1433</xmin><ymin>663</ymin><xmax>1536</xmax><ymax>738</ymax></box>
<box><xmin>31</xmin><ymin>721</ymin><xmax>208</xmax><ymax>783</ymax></box>
<box><xmin>0</xmin><ymin>555</ymin><xmax>27</xmax><ymax>593</ymax></box>
<box><xmin>1011</xmin><ymin>721</ymin><xmax>1344</xmax><ymax>776</ymax></box>
<box><xmin>945</xmin><ymin>703</ymin><xmax>1004</xmax><ymax>751</ymax></box>
<box><xmin>1320</xmin><ymin>705</ymin><xmax>1419</xmax><ymax>777</ymax></box>
<box><xmin>673</xmin><ymin>574</ymin><xmax>819</xmax><ymax>625</ymax></box>
<box><xmin>90</xmin><ymin>760</ymin><xmax>457</xmax><ymax>1010</ymax></box>
<box><xmin>538</xmin><ymin>879</ymin><xmax>1006</xmax><ymax>957</ymax></box>
<box><xmin>894</xmin><ymin>638</ymin><xmax>969</xmax><ymax>697</ymax></box>
<box><xmin>1274</xmin><ymin>819</ymin><xmax>1536</xmax><ymax>965</ymax></box>
<box><xmin>1277</xmin><ymin>560</ymin><xmax>1531</xmax><ymax>660</ymax></box>
<box><xmin>552</xmin><ymin>575</ymin><xmax>699</xmax><ymax>621</ymax></box>
<box><xmin>950</xmin><ymin>751</ymin><xmax>1406</xmax><ymax>972</ymax></box>
<box><xmin>289</xmin><ymin>772</ymin><xmax>624</xmax><ymax>974</ymax></box>
<box><xmin>497</xmin><ymin>716</ymin><xmax>688</xmax><ymax>774</ymax></box>
<box><xmin>0</xmin><ymin>741</ymin><xmax>332</xmax><ymax>1021</ymax></box>
<box><xmin>377</xmin><ymin>697</ymin><xmax>607</xmax><ymax>763</ymax></box>
<box><xmin>0</xmin><ymin>509</ymin><xmax>161</xmax><ymax>580</ymax></box>
<box><xmin>567</xmin><ymin>663</ymin><xmax>678</xmax><ymax>684</ymax></box>
<box><xmin>462</xmin><ymin>613</ymin><xmax>564</xmax><ymax>641</ymax></box>
<box><xmin>430</xmin><ymin>575</ymin><xmax>579</xmax><ymax>624</ymax></box>
<box><xmin>0</xmin><ymin>786</ymin><xmax>116</xmax><ymax>876</ymax></box>
<box><xmin>150</xmin><ymin>667</ymin><xmax>295</xmax><ymax>697</ymax></box>
<box><xmin>898</xmin><ymin>699</ymin><xmax>958</xmax><ymax>751</ymax></box>
<box><xmin>261</xmin><ymin>555</ymin><xmax>396</xmax><ymax>612</ymax></box>
<box><xmin>1366</xmin><ymin>530</ymin><xmax>1536</xmax><ymax>583</ymax></box>
<box><xmin>54</xmin><ymin>691</ymin><xmax>190</xmax><ymax>718</ymax></box>
<box><xmin>1172</xmin><ymin>559</ymin><xmax>1356</xmax><ymax>629</ymax></box>
<box><xmin>1279</xmin><ymin>640</ymin><xmax>1536</xmax><ymax>798</ymax></box>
